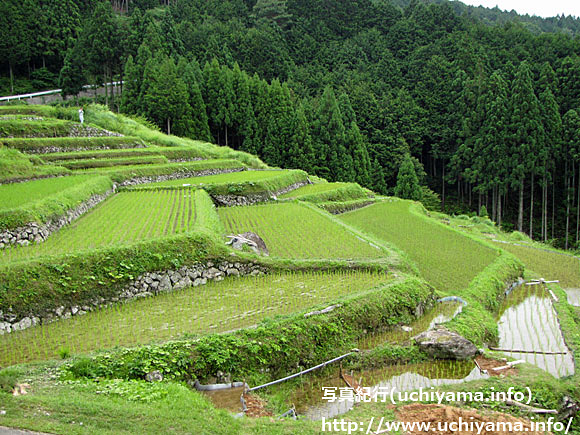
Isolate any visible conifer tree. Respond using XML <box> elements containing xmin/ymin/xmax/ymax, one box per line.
<box><xmin>371</xmin><ymin>158</ymin><xmax>388</xmax><ymax>195</ymax></box>
<box><xmin>394</xmin><ymin>154</ymin><xmax>422</xmax><ymax>200</ymax></box>
<box><xmin>510</xmin><ymin>61</ymin><xmax>542</xmax><ymax>232</ymax></box>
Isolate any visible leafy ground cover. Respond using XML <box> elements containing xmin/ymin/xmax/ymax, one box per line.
<box><xmin>0</xmin><ymin>270</ymin><xmax>389</xmax><ymax>367</ymax></box>
<box><xmin>340</xmin><ymin>200</ymin><xmax>498</xmax><ymax>291</ymax></box>
<box><xmin>0</xmin><ymin>188</ymin><xmax>198</xmax><ymax>263</ymax></box>
<box><xmin>0</xmin><ymin>118</ymin><xmax>74</xmax><ymax>138</ymax></box>
<box><xmin>0</xmin><ymin>175</ymin><xmax>93</xmax><ymax>210</ymax></box>
<box><xmin>219</xmin><ymin>202</ymin><xmax>387</xmax><ymax>260</ymax></box>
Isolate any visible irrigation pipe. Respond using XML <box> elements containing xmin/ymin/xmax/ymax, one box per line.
<box><xmin>247</xmin><ymin>350</ymin><xmax>358</xmax><ymax>392</ymax></box>
<box><xmin>437</xmin><ymin>296</ymin><xmax>468</xmax><ymax>306</ymax></box>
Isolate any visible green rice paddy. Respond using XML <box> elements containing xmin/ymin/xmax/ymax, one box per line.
<box><xmin>0</xmin><ymin>189</ymin><xmax>199</xmax><ymax>263</ymax></box>
<box><xmin>0</xmin><ymin>270</ymin><xmax>390</xmax><ymax>367</ymax></box>
<box><xmin>219</xmin><ymin>202</ymin><xmax>386</xmax><ymax>260</ymax></box>
<box><xmin>341</xmin><ymin>200</ymin><xmax>498</xmax><ymax>291</ymax></box>
<box><xmin>0</xmin><ymin>175</ymin><xmax>93</xmax><ymax>210</ymax></box>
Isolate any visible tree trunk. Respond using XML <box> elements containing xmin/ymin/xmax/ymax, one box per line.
<box><xmin>518</xmin><ymin>179</ymin><xmax>524</xmax><ymax>233</ymax></box>
<box><xmin>492</xmin><ymin>187</ymin><xmax>497</xmax><ymax>222</ymax></box>
<box><xmin>478</xmin><ymin>192</ymin><xmax>481</xmax><ymax>216</ymax></box>
<box><xmin>577</xmin><ymin>163</ymin><xmax>580</xmax><ymax>244</ymax></box>
<box><xmin>497</xmin><ymin>191</ymin><xmax>502</xmax><ymax>227</ymax></box>
<box><xmin>565</xmin><ymin>160</ymin><xmax>570</xmax><ymax>250</ymax></box>
<box><xmin>9</xmin><ymin>63</ymin><xmax>14</xmax><ymax>94</ymax></box>
<box><xmin>529</xmin><ymin>171</ymin><xmax>534</xmax><ymax>239</ymax></box>
<box><xmin>552</xmin><ymin>174</ymin><xmax>555</xmax><ymax>240</ymax></box>
<box><xmin>225</xmin><ymin>124</ymin><xmax>228</xmax><ymax>148</ymax></box>
<box><xmin>167</xmin><ymin>117</ymin><xmax>171</xmax><ymax>135</ymax></box>
<box><xmin>442</xmin><ymin>163</ymin><xmax>446</xmax><ymax>209</ymax></box>
<box><xmin>103</xmin><ymin>67</ymin><xmax>109</xmax><ymax>106</ymax></box>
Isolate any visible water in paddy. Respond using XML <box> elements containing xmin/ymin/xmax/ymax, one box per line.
<box><xmin>564</xmin><ymin>288</ymin><xmax>580</xmax><ymax>307</ymax></box>
<box><xmin>202</xmin><ymin>386</ymin><xmax>245</xmax><ymax>413</ymax></box>
<box><xmin>358</xmin><ymin>301</ymin><xmax>462</xmax><ymax>349</ymax></box>
<box><xmin>292</xmin><ymin>361</ymin><xmax>486</xmax><ymax>420</ymax></box>
<box><xmin>497</xmin><ymin>285</ymin><xmax>575</xmax><ymax>378</ymax></box>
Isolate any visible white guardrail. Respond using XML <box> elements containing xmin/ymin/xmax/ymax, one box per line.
<box><xmin>0</xmin><ymin>81</ymin><xmax>123</xmax><ymax>102</ymax></box>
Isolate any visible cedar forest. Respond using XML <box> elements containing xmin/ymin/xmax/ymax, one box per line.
<box><xmin>2</xmin><ymin>0</ymin><xmax>580</xmax><ymax>249</ymax></box>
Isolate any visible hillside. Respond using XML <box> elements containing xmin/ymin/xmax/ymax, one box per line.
<box><xmin>0</xmin><ymin>105</ymin><xmax>578</xmax><ymax>434</ymax></box>
<box><xmin>2</xmin><ymin>0</ymin><xmax>580</xmax><ymax>251</ymax></box>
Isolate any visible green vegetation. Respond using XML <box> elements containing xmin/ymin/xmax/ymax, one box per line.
<box><xmin>0</xmin><ymin>136</ymin><xmax>146</xmax><ymax>153</ymax></box>
<box><xmin>219</xmin><ymin>202</ymin><xmax>387</xmax><ymax>260</ymax></box>
<box><xmin>0</xmin><ymin>189</ymin><xmax>200</xmax><ymax>263</ymax></box>
<box><xmin>492</xmin><ymin>241</ymin><xmax>580</xmax><ymax>288</ymax></box>
<box><xmin>60</xmin><ymin>276</ymin><xmax>431</xmax><ymax>383</ymax></box>
<box><xmin>56</xmin><ymin>155</ymin><xmax>169</xmax><ymax>170</ymax></box>
<box><xmin>128</xmin><ymin>169</ymin><xmax>309</xmax><ymax>197</ymax></box>
<box><xmin>278</xmin><ymin>182</ymin><xmax>369</xmax><ymax>202</ymax></box>
<box><xmin>0</xmin><ymin>270</ymin><xmax>389</xmax><ymax>368</ymax></box>
<box><xmin>0</xmin><ymin>118</ymin><xmax>75</xmax><ymax>138</ymax></box>
<box><xmin>0</xmin><ymin>175</ymin><xmax>94</xmax><ymax>211</ymax></box>
<box><xmin>146</xmin><ymin>169</ymin><xmax>292</xmax><ymax>187</ymax></box>
<box><xmin>0</xmin><ymin>175</ymin><xmax>112</xmax><ymax>231</ymax></box>
<box><xmin>80</xmin><ymin>159</ymin><xmax>245</xmax><ymax>183</ymax></box>
<box><xmin>317</xmin><ymin>198</ymin><xmax>376</xmax><ymax>214</ymax></box>
<box><xmin>0</xmin><ymin>147</ymin><xmax>69</xmax><ymax>182</ymax></box>
<box><xmin>341</xmin><ymin>200</ymin><xmax>499</xmax><ymax>291</ymax></box>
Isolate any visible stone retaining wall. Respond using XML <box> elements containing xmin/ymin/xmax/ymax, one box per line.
<box><xmin>213</xmin><ymin>180</ymin><xmax>311</xmax><ymax>207</ymax></box>
<box><xmin>0</xmin><ymin>260</ymin><xmax>267</xmax><ymax>334</ymax></box>
<box><xmin>0</xmin><ymin>187</ymin><xmax>115</xmax><ymax>248</ymax></box>
<box><xmin>26</xmin><ymin>143</ymin><xmax>146</xmax><ymax>154</ymax></box>
<box><xmin>119</xmin><ymin>167</ymin><xmax>244</xmax><ymax>187</ymax></box>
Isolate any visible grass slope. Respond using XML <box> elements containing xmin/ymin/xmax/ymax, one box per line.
<box><xmin>219</xmin><ymin>202</ymin><xmax>386</xmax><ymax>260</ymax></box>
<box><xmin>341</xmin><ymin>200</ymin><xmax>498</xmax><ymax>291</ymax></box>
<box><xmin>0</xmin><ymin>175</ymin><xmax>93</xmax><ymax>211</ymax></box>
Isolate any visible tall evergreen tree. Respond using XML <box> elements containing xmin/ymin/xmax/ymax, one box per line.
<box><xmin>510</xmin><ymin>61</ymin><xmax>542</xmax><ymax>233</ymax></box>
<box><xmin>394</xmin><ymin>154</ymin><xmax>422</xmax><ymax>200</ymax></box>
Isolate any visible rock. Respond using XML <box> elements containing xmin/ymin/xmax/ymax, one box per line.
<box><xmin>401</xmin><ymin>326</ymin><xmax>413</xmax><ymax>332</ymax></box>
<box><xmin>145</xmin><ymin>371</ymin><xmax>163</xmax><ymax>382</ymax></box>
<box><xmin>226</xmin><ymin>232</ymin><xmax>269</xmax><ymax>256</ymax></box>
<box><xmin>0</xmin><ymin>322</ymin><xmax>11</xmax><ymax>334</ymax></box>
<box><xmin>216</xmin><ymin>371</ymin><xmax>231</xmax><ymax>384</ymax></box>
<box><xmin>13</xmin><ymin>317</ymin><xmax>32</xmax><ymax>331</ymax></box>
<box><xmin>560</xmin><ymin>396</ymin><xmax>579</xmax><ymax>420</ymax></box>
<box><xmin>226</xmin><ymin>268</ymin><xmax>240</xmax><ymax>276</ymax></box>
<box><xmin>413</xmin><ymin>328</ymin><xmax>478</xmax><ymax>360</ymax></box>
<box><xmin>158</xmin><ymin>275</ymin><xmax>172</xmax><ymax>291</ymax></box>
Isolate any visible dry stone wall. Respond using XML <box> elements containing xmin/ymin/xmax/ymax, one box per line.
<box><xmin>119</xmin><ymin>167</ymin><xmax>244</xmax><ymax>187</ymax></box>
<box><xmin>0</xmin><ymin>260</ymin><xmax>267</xmax><ymax>334</ymax></box>
<box><xmin>213</xmin><ymin>180</ymin><xmax>311</xmax><ymax>206</ymax></box>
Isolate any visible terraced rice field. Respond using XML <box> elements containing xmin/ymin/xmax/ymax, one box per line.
<box><xmin>0</xmin><ymin>270</ymin><xmax>390</xmax><ymax>367</ymax></box>
<box><xmin>497</xmin><ymin>285</ymin><xmax>574</xmax><ymax>377</ymax></box>
<box><xmin>341</xmin><ymin>200</ymin><xmax>497</xmax><ymax>291</ymax></box>
<box><xmin>219</xmin><ymin>202</ymin><xmax>385</xmax><ymax>260</ymax></box>
<box><xmin>491</xmin><ymin>241</ymin><xmax>580</xmax><ymax>288</ymax></box>
<box><xmin>278</xmin><ymin>182</ymin><xmax>350</xmax><ymax>198</ymax></box>
<box><xmin>0</xmin><ymin>189</ymin><xmax>198</xmax><ymax>263</ymax></box>
<box><xmin>0</xmin><ymin>175</ymin><xmax>93</xmax><ymax>210</ymax></box>
<box><xmin>149</xmin><ymin>169</ymin><xmax>287</xmax><ymax>187</ymax></box>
